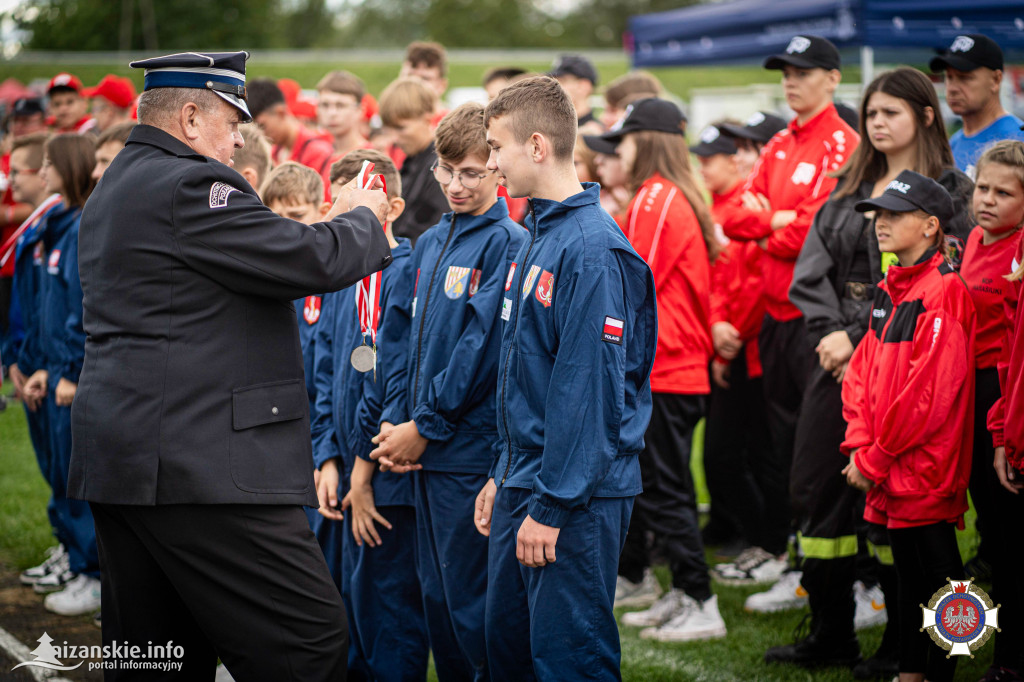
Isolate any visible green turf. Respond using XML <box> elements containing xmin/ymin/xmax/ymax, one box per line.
<box><xmin>0</xmin><ymin>384</ymin><xmax>992</xmax><ymax>679</ymax></box>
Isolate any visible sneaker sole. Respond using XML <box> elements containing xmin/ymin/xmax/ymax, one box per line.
<box><xmin>615</xmin><ymin>593</ymin><xmax>663</xmax><ymax>609</ymax></box>
<box><xmin>33</xmin><ymin>583</ymin><xmax>71</xmax><ymax>594</ymax></box>
<box><xmin>745</xmin><ymin>599</ymin><xmax>808</xmax><ymax>613</ymax></box>
<box><xmin>19</xmin><ymin>574</ymin><xmax>46</xmax><ymax>586</ymax></box>
<box><xmin>45</xmin><ymin>602</ymin><xmax>102</xmax><ymax>617</ymax></box>
<box><xmin>621</xmin><ymin>615</ymin><xmax>669</xmax><ymax>628</ymax></box>
<box><xmin>652</xmin><ymin>625</ymin><xmax>728</xmax><ymax>642</ymax></box>
<box><xmin>713</xmin><ymin>574</ymin><xmax>785</xmax><ymax>586</ymax></box>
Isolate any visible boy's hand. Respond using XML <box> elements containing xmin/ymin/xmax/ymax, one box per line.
<box><xmin>316</xmin><ymin>458</ymin><xmax>344</xmax><ymax>521</ymax></box>
<box><xmin>711</xmin><ymin>360</ymin><xmax>730</xmax><ymax>389</ymax></box>
<box><xmin>328</xmin><ymin>174</ymin><xmax>389</xmax><ymax>225</ymax></box>
<box><xmin>55</xmin><ymin>378</ymin><xmax>77</xmax><ymax>406</ymax></box>
<box><xmin>369</xmin><ymin>420</ymin><xmax>426</xmax><ymax>473</ymax></box>
<box><xmin>474</xmin><ymin>478</ymin><xmax>497</xmax><ymax>537</ymax></box>
<box><xmin>841</xmin><ymin>460</ymin><xmax>873</xmax><ymax>492</ymax></box>
<box><xmin>994</xmin><ymin>447</ymin><xmax>1024</xmax><ymax>494</ymax></box>
<box><xmin>816</xmin><ymin>330</ymin><xmax>854</xmax><ymax>372</ymax></box>
<box><xmin>516</xmin><ymin>515</ymin><xmax>560</xmax><ymax>568</ymax></box>
<box><xmin>341</xmin><ymin>483</ymin><xmax>391</xmax><ymax>547</ymax></box>
<box><xmin>22</xmin><ymin>369</ymin><xmax>49</xmax><ymax>412</ymax></box>
<box><xmin>711</xmin><ymin>322</ymin><xmax>741</xmax><ymax>360</ymax></box>
<box><xmin>9</xmin><ymin>363</ymin><xmax>26</xmax><ymax>398</ymax></box>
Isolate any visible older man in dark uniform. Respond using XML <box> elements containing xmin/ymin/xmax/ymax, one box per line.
<box><xmin>68</xmin><ymin>51</ymin><xmax>390</xmax><ymax>681</ymax></box>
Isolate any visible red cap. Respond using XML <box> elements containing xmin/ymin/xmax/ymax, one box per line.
<box><xmin>82</xmin><ymin>74</ymin><xmax>137</xmax><ymax>109</ymax></box>
<box><xmin>48</xmin><ymin>72</ymin><xmax>84</xmax><ymax>94</ymax></box>
<box><xmin>278</xmin><ymin>78</ymin><xmax>318</xmax><ymax>122</ymax></box>
<box><xmin>360</xmin><ymin>93</ymin><xmax>377</xmax><ymax>123</ymax></box>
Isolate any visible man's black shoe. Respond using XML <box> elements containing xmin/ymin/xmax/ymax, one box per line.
<box><xmin>853</xmin><ymin>654</ymin><xmax>899</xmax><ymax>679</ymax></box>
<box><xmin>765</xmin><ymin>633</ymin><xmax>861</xmax><ymax>668</ymax></box>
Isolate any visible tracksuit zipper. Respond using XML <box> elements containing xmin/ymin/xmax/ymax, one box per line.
<box><xmin>413</xmin><ymin>214</ymin><xmax>457</xmax><ymax>403</ymax></box>
<box><xmin>499</xmin><ymin>202</ymin><xmax>537</xmax><ymax>485</ymax></box>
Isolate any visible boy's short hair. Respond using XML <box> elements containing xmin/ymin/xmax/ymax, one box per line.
<box><xmin>234</xmin><ymin>124</ymin><xmax>272</xmax><ymax>180</ymax></box>
<box><xmin>484</xmin><ymin>76</ymin><xmax>577</xmax><ymax>160</ymax></box>
<box><xmin>405</xmin><ymin>41</ymin><xmax>448</xmax><ymax>77</ymax></box>
<box><xmin>603</xmin><ymin>71</ymin><xmax>662</xmax><ymax>109</ymax></box>
<box><xmin>379</xmin><ymin>78</ymin><xmax>438</xmax><ymax>128</ymax></box>
<box><xmin>435</xmin><ymin>102</ymin><xmax>489</xmax><ymax>165</ymax></box>
<box><xmin>261</xmin><ymin>161</ymin><xmax>324</xmax><ymax>208</ymax></box>
<box><xmin>246</xmin><ymin>78</ymin><xmax>287</xmax><ymax>119</ymax></box>
<box><xmin>11</xmin><ymin>132</ymin><xmax>49</xmax><ymax>169</ymax></box>
<box><xmin>96</xmin><ymin>121</ymin><xmax>136</xmax><ymax>148</ymax></box>
<box><xmin>483</xmin><ymin>67</ymin><xmax>526</xmax><ymax>88</ymax></box>
<box><xmin>316</xmin><ymin>70</ymin><xmax>366</xmax><ymax>101</ymax></box>
<box><xmin>330</xmin><ymin>149</ymin><xmax>402</xmax><ymax>201</ymax></box>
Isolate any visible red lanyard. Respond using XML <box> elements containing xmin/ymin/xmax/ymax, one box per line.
<box><xmin>354</xmin><ymin>161</ymin><xmax>387</xmax><ymax>345</ymax></box>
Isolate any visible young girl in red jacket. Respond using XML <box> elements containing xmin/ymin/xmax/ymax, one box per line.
<box><xmin>976</xmin><ymin>140</ymin><xmax>1024</xmax><ymax>682</ymax></box>
<box><xmin>598</xmin><ymin>97</ymin><xmax>727</xmax><ymax>642</ymax></box>
<box><xmin>842</xmin><ymin>170</ymin><xmax>975</xmax><ymax>682</ymax></box>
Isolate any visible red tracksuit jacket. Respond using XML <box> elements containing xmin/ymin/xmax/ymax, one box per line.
<box><xmin>623</xmin><ymin>173</ymin><xmax>711</xmax><ymax>394</ymax></box>
<box><xmin>841</xmin><ymin>249</ymin><xmax>976</xmax><ymax>528</ymax></box>
<box><xmin>987</xmin><ymin>235</ymin><xmax>1024</xmax><ymax>468</ymax></box>
<box><xmin>724</xmin><ymin>104</ymin><xmax>858</xmax><ymax>322</ymax></box>
<box><xmin>710</xmin><ymin>183</ymin><xmax>764</xmax><ymax>377</ymax></box>
<box><xmin>960</xmin><ymin>226</ymin><xmax>1020</xmax><ymax>369</ymax></box>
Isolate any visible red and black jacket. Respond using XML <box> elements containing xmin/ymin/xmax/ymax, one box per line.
<box><xmin>987</xmin><ymin>236</ymin><xmax>1024</xmax><ymax>469</ymax></box>
<box><xmin>841</xmin><ymin>249</ymin><xmax>976</xmax><ymax>528</ymax></box>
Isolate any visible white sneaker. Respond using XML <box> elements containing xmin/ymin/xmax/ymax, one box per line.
<box><xmin>712</xmin><ymin>546</ymin><xmax>788</xmax><ymax>584</ymax></box>
<box><xmin>33</xmin><ymin>566</ymin><xmax>77</xmax><ymax>594</ymax></box>
<box><xmin>744</xmin><ymin>570</ymin><xmax>808</xmax><ymax>613</ymax></box>
<box><xmin>44</xmin><ymin>574</ymin><xmax>101</xmax><ymax>616</ymax></box>
<box><xmin>621</xmin><ymin>588</ymin><xmax>686</xmax><ymax>627</ymax></box>
<box><xmin>614</xmin><ymin>569</ymin><xmax>663</xmax><ymax>608</ymax></box>
<box><xmin>854</xmin><ymin>580</ymin><xmax>887</xmax><ymax>630</ymax></box>
<box><xmin>20</xmin><ymin>545</ymin><xmax>68</xmax><ymax>586</ymax></box>
<box><xmin>641</xmin><ymin>594</ymin><xmax>728</xmax><ymax>642</ymax></box>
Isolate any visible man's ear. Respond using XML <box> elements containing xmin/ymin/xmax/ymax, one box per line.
<box><xmin>180</xmin><ymin>102</ymin><xmax>202</xmax><ymax>142</ymax></box>
<box><xmin>386</xmin><ymin>196</ymin><xmax>406</xmax><ymax>223</ymax></box>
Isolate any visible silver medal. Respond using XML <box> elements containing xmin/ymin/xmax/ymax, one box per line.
<box><xmin>350</xmin><ymin>344</ymin><xmax>376</xmax><ymax>373</ymax></box>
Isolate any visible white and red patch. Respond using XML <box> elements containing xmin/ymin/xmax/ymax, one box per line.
<box><xmin>602</xmin><ymin>316</ymin><xmax>623</xmax><ymax>345</ymax></box>
<box><xmin>468</xmin><ymin>269</ymin><xmax>482</xmax><ymax>297</ymax></box>
<box><xmin>303</xmin><ymin>295</ymin><xmax>322</xmax><ymax>325</ymax></box>
<box><xmin>47</xmin><ymin>249</ymin><xmax>61</xmax><ymax>274</ymax></box>
<box><xmin>505</xmin><ymin>263</ymin><xmax>517</xmax><ymax>291</ymax></box>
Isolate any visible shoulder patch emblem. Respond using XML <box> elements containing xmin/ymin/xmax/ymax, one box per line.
<box><xmin>303</xmin><ymin>295</ymin><xmax>322</xmax><ymax>325</ymax></box>
<box><xmin>445</xmin><ymin>266</ymin><xmax>472</xmax><ymax>300</ymax></box>
<box><xmin>209</xmin><ymin>181</ymin><xmax>239</xmax><ymax>208</ymax></box>
<box><xmin>521</xmin><ymin>265</ymin><xmax>541</xmax><ymax>300</ymax></box>
<box><xmin>47</xmin><ymin>249</ymin><xmax>61</xmax><ymax>274</ymax></box>
<box><xmin>535</xmin><ymin>270</ymin><xmax>554</xmax><ymax>307</ymax></box>
<box><xmin>468</xmin><ymin>269</ymin><xmax>482</xmax><ymax>297</ymax></box>
<box><xmin>602</xmin><ymin>316</ymin><xmax>624</xmax><ymax>345</ymax></box>
<box><xmin>505</xmin><ymin>262</ymin><xmax>517</xmax><ymax>291</ymax></box>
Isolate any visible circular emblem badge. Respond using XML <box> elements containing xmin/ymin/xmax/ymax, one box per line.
<box><xmin>922</xmin><ymin>579</ymin><xmax>1000</xmax><ymax>657</ymax></box>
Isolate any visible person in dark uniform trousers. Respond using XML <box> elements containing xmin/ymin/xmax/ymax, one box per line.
<box><xmin>67</xmin><ymin>51</ymin><xmax>392</xmax><ymax>681</ymax></box>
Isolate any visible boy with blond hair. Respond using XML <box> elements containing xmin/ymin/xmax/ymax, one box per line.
<box><xmin>310</xmin><ymin>148</ymin><xmax>429</xmax><ymax>680</ymax></box>
<box><xmin>316</xmin><ymin>71</ymin><xmax>369</xmax><ymax>161</ymax></box>
<box><xmin>233</xmin><ymin>124</ymin><xmax>273</xmax><ymax>194</ymax></box>
<box><xmin>476</xmin><ymin>76</ymin><xmax>657</xmax><ymax>680</ymax></box>
<box><xmin>379</xmin><ymin>78</ymin><xmax>449</xmax><ymax>243</ymax></box>
<box><xmin>370</xmin><ymin>102</ymin><xmax>526</xmax><ymax>680</ymax></box>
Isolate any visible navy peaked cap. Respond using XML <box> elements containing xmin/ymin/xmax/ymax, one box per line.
<box><xmin>130</xmin><ymin>51</ymin><xmax>251</xmax><ymax>121</ymax></box>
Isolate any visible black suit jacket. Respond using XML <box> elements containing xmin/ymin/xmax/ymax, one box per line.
<box><xmin>69</xmin><ymin>125</ymin><xmax>392</xmax><ymax>506</ymax></box>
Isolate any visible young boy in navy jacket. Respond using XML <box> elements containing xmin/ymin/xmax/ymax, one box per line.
<box><xmin>369</xmin><ymin>102</ymin><xmax>526</xmax><ymax>680</ymax></box>
<box><xmin>310</xmin><ymin>149</ymin><xmax>429</xmax><ymax>681</ymax></box>
<box><xmin>475</xmin><ymin>76</ymin><xmax>657</xmax><ymax>680</ymax></box>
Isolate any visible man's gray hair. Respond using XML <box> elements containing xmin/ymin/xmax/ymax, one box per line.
<box><xmin>136</xmin><ymin>88</ymin><xmax>221</xmax><ymax>126</ymax></box>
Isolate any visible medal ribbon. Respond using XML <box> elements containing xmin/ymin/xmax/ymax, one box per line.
<box><xmin>354</xmin><ymin>161</ymin><xmax>387</xmax><ymax>345</ymax></box>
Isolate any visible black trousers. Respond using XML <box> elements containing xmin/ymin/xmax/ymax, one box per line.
<box><xmin>618</xmin><ymin>392</ymin><xmax>711</xmax><ymax>600</ymax></box>
<box><xmin>758</xmin><ymin>315</ymin><xmax>814</xmax><ymax>556</ymax></box>
<box><xmin>969</xmin><ymin>368</ymin><xmax>1000</xmax><ymax>564</ymax></box>
<box><xmin>889</xmin><ymin>522</ymin><xmax>963</xmax><ymax>681</ymax></box>
<box><xmin>91</xmin><ymin>503</ymin><xmax>348</xmax><ymax>681</ymax></box>
<box><xmin>704</xmin><ymin>351</ymin><xmax>772</xmax><ymax>548</ymax></box>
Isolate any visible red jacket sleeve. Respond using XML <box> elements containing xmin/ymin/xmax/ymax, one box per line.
<box><xmin>764</xmin><ymin>146</ymin><xmax>842</xmax><ymax>260</ymax></box>
<box><xmin>841</xmin><ymin>326</ymin><xmax>878</xmax><ymax>459</ymax></box>
<box><xmin>723</xmin><ymin>147</ymin><xmax>773</xmax><ymax>242</ymax></box>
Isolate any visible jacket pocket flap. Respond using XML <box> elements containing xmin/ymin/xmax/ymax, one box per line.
<box><xmin>232</xmin><ymin>379</ymin><xmax>306</xmax><ymax>431</ymax></box>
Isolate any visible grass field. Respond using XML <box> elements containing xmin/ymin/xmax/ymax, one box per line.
<box><xmin>0</xmin><ymin>384</ymin><xmax>991</xmax><ymax>680</ymax></box>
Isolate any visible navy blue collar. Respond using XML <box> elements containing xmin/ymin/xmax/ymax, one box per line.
<box><xmin>527</xmin><ymin>183</ymin><xmax>600</xmax><ymax>234</ymax></box>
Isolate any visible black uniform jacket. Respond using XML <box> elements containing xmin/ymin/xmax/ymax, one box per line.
<box><xmin>69</xmin><ymin>125</ymin><xmax>392</xmax><ymax>506</ymax></box>
<box><xmin>790</xmin><ymin>167</ymin><xmax>973</xmax><ymax>350</ymax></box>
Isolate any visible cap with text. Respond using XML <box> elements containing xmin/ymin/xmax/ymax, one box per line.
<box><xmin>854</xmin><ymin>169</ymin><xmax>954</xmax><ymax>225</ymax></box>
<box><xmin>929</xmin><ymin>34</ymin><xmax>1003</xmax><ymax>73</ymax></box>
<box><xmin>129</xmin><ymin>51</ymin><xmax>251</xmax><ymax>122</ymax></box>
<box><xmin>599</xmin><ymin>97</ymin><xmax>685</xmax><ymax>145</ymax></box>
<box><xmin>691</xmin><ymin>125</ymin><xmax>738</xmax><ymax>157</ymax></box>
<box><xmin>764</xmin><ymin>35</ymin><xmax>841</xmax><ymax>71</ymax></box>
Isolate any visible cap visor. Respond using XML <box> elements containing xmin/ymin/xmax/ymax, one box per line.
<box><xmin>764</xmin><ymin>54</ymin><xmax>820</xmax><ymax>70</ymax></box>
<box><xmin>854</xmin><ymin>194</ymin><xmax>920</xmax><ymax>214</ymax></box>
<box><xmin>583</xmin><ymin>134</ymin><xmax>619</xmax><ymax>155</ymax></box>
<box><xmin>718</xmin><ymin>122</ymin><xmax>760</xmax><ymax>141</ymax></box>
<box><xmin>690</xmin><ymin>141</ymin><xmax>731</xmax><ymax>157</ymax></box>
<box><xmin>929</xmin><ymin>54</ymin><xmax>980</xmax><ymax>73</ymax></box>
<box><xmin>213</xmin><ymin>91</ymin><xmax>252</xmax><ymax>122</ymax></box>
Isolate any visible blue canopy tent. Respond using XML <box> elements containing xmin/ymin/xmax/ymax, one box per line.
<box><xmin>628</xmin><ymin>0</ymin><xmax>1024</xmax><ymax>79</ymax></box>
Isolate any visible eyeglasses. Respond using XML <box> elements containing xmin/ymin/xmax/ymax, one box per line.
<box><xmin>431</xmin><ymin>162</ymin><xmax>493</xmax><ymax>189</ymax></box>
<box><xmin>9</xmin><ymin>168</ymin><xmax>40</xmax><ymax>178</ymax></box>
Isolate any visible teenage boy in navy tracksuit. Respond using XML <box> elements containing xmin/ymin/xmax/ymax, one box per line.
<box><xmin>311</xmin><ymin>149</ymin><xmax>429</xmax><ymax>681</ymax></box>
<box><xmin>475</xmin><ymin>76</ymin><xmax>657</xmax><ymax>681</ymax></box>
<box><xmin>369</xmin><ymin>102</ymin><xmax>526</xmax><ymax>681</ymax></box>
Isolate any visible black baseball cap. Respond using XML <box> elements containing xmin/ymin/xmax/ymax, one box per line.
<box><xmin>549</xmin><ymin>54</ymin><xmax>599</xmax><ymax>85</ymax></box>
<box><xmin>691</xmin><ymin>125</ymin><xmax>738</xmax><ymax>157</ymax></box>
<box><xmin>599</xmin><ymin>98</ymin><xmax>685</xmax><ymax>144</ymax></box>
<box><xmin>764</xmin><ymin>35</ymin><xmax>841</xmax><ymax>71</ymax></box>
<box><xmin>582</xmin><ymin>135</ymin><xmax>619</xmax><ymax>156</ymax></box>
<box><xmin>929</xmin><ymin>34</ymin><xmax>1003</xmax><ymax>73</ymax></box>
<box><xmin>854</xmin><ymin>170</ymin><xmax>954</xmax><ymax>225</ymax></box>
<box><xmin>12</xmin><ymin>97</ymin><xmax>45</xmax><ymax>117</ymax></box>
<box><xmin>719</xmin><ymin>111</ymin><xmax>788</xmax><ymax>144</ymax></box>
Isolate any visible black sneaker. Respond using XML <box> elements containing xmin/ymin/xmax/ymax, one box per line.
<box><xmin>765</xmin><ymin>633</ymin><xmax>861</xmax><ymax>668</ymax></box>
<box><xmin>852</xmin><ymin>654</ymin><xmax>899</xmax><ymax>679</ymax></box>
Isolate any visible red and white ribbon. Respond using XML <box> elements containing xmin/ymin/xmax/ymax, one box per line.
<box><xmin>355</xmin><ymin>160</ymin><xmax>387</xmax><ymax>344</ymax></box>
<box><xmin>0</xmin><ymin>193</ymin><xmax>62</xmax><ymax>269</ymax></box>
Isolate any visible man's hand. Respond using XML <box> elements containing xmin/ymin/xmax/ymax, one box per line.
<box><xmin>516</xmin><ymin>515</ymin><xmax>560</xmax><ymax>568</ymax></box>
<box><xmin>328</xmin><ymin>175</ymin><xmax>388</xmax><ymax>225</ymax></box>
<box><xmin>9</xmin><ymin>364</ymin><xmax>26</xmax><ymax>398</ymax></box>
<box><xmin>22</xmin><ymin>369</ymin><xmax>48</xmax><ymax>412</ymax></box>
<box><xmin>994</xmin><ymin>447</ymin><xmax>1024</xmax><ymax>494</ymax></box>
<box><xmin>369</xmin><ymin>420</ymin><xmax>426</xmax><ymax>474</ymax></box>
<box><xmin>316</xmin><ymin>458</ymin><xmax>344</xmax><ymax>521</ymax></box>
<box><xmin>711</xmin><ymin>322</ymin><xmax>741</xmax><ymax>360</ymax></box>
<box><xmin>711</xmin><ymin>360</ymin><xmax>731</xmax><ymax>389</ymax></box>
<box><xmin>842</xmin><ymin>459</ymin><xmax>873</xmax><ymax>492</ymax></box>
<box><xmin>816</xmin><ymin>330</ymin><xmax>854</xmax><ymax>372</ymax></box>
<box><xmin>55</xmin><ymin>378</ymin><xmax>77</xmax><ymax>407</ymax></box>
<box><xmin>474</xmin><ymin>478</ymin><xmax>497</xmax><ymax>537</ymax></box>
<box><xmin>770</xmin><ymin>210</ymin><xmax>797</xmax><ymax>231</ymax></box>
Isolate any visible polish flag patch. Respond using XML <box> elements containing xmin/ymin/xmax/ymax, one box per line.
<box><xmin>602</xmin><ymin>316</ymin><xmax>624</xmax><ymax>345</ymax></box>
<box><xmin>505</xmin><ymin>263</ymin><xmax>517</xmax><ymax>291</ymax></box>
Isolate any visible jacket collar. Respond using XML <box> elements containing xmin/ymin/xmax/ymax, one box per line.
<box><xmin>440</xmin><ymin>196</ymin><xmax>510</xmax><ymax>238</ymax></box>
<box><xmin>43</xmin><ymin>202</ymin><xmax>81</xmax><ymax>250</ymax></box>
<box><xmin>787</xmin><ymin>103</ymin><xmax>839</xmax><ymax>138</ymax></box>
<box><xmin>527</xmin><ymin>183</ymin><xmax>601</xmax><ymax>234</ymax></box>
<box><xmin>391</xmin><ymin>236</ymin><xmax>413</xmax><ymax>258</ymax></box>
<box><xmin>884</xmin><ymin>247</ymin><xmax>942</xmax><ymax>304</ymax></box>
<box><xmin>126</xmin><ymin>124</ymin><xmax>208</xmax><ymax>161</ymax></box>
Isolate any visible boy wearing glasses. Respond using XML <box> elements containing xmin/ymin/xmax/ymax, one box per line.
<box><xmin>369</xmin><ymin>102</ymin><xmax>525</xmax><ymax>680</ymax></box>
